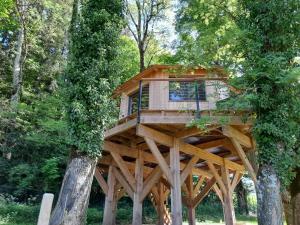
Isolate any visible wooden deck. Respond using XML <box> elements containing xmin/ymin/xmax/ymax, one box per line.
<box><xmin>95</xmin><ymin>110</ymin><xmax>256</xmax><ymax>225</ymax></box>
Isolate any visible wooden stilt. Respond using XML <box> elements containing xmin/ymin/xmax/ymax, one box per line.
<box><xmin>132</xmin><ymin>150</ymin><xmax>144</xmax><ymax>225</ymax></box>
<box><xmin>170</xmin><ymin>139</ymin><xmax>183</xmax><ymax>225</ymax></box>
<box><xmin>186</xmin><ymin>175</ymin><xmax>196</xmax><ymax>225</ymax></box>
<box><xmin>221</xmin><ymin>165</ymin><xmax>236</xmax><ymax>225</ymax></box>
<box><xmin>103</xmin><ymin>166</ymin><xmax>117</xmax><ymax>225</ymax></box>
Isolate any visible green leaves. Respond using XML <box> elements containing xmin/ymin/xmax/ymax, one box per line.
<box><xmin>63</xmin><ymin>0</ymin><xmax>123</xmax><ymax>157</ymax></box>
<box><xmin>177</xmin><ymin>0</ymin><xmax>300</xmax><ymax>186</ymax></box>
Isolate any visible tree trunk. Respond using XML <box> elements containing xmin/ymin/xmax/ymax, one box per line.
<box><xmin>284</xmin><ymin>168</ymin><xmax>300</xmax><ymax>225</ymax></box>
<box><xmin>256</xmin><ymin>164</ymin><xmax>284</xmax><ymax>225</ymax></box>
<box><xmin>139</xmin><ymin>47</ymin><xmax>145</xmax><ymax>72</ymax></box>
<box><xmin>11</xmin><ymin>0</ymin><xmax>25</xmax><ymax>106</ymax></box>
<box><xmin>49</xmin><ymin>153</ymin><xmax>97</xmax><ymax>225</ymax></box>
<box><xmin>236</xmin><ymin>181</ymin><xmax>249</xmax><ymax>215</ymax></box>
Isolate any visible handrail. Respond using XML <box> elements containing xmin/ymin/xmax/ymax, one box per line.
<box><xmin>141</xmin><ymin>77</ymin><xmax>227</xmax><ymax>81</ymax></box>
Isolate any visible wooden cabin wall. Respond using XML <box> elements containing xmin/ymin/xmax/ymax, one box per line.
<box><xmin>118</xmin><ymin>71</ymin><xmax>229</xmax><ymax>119</ymax></box>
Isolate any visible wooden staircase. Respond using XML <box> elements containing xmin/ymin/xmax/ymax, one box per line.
<box><xmin>149</xmin><ymin>192</ymin><xmax>171</xmax><ymax>225</ymax></box>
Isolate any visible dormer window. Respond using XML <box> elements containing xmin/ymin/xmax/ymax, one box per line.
<box><xmin>169</xmin><ymin>81</ymin><xmax>206</xmax><ymax>101</ymax></box>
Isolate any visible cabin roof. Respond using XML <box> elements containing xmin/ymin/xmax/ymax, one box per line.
<box><xmin>113</xmin><ymin>64</ymin><xmax>228</xmax><ymax>96</ymax></box>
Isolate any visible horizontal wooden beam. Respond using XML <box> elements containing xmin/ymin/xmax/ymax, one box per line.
<box><xmin>136</xmin><ymin>124</ymin><xmax>174</xmax><ymax>147</ymax></box>
<box><xmin>104</xmin><ymin>118</ymin><xmax>137</xmax><ymax>138</ymax></box>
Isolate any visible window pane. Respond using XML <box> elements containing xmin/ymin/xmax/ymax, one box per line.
<box><xmin>169</xmin><ymin>81</ymin><xmax>206</xmax><ymax>101</ymax></box>
<box><xmin>128</xmin><ymin>85</ymin><xmax>149</xmax><ymax>115</ymax></box>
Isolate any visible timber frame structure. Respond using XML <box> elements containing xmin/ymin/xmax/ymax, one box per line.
<box><xmin>95</xmin><ymin>65</ymin><xmax>256</xmax><ymax>225</ymax></box>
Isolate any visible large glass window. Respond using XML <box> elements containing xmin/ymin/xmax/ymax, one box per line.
<box><xmin>169</xmin><ymin>81</ymin><xmax>206</xmax><ymax>101</ymax></box>
<box><xmin>128</xmin><ymin>85</ymin><xmax>149</xmax><ymax>115</ymax></box>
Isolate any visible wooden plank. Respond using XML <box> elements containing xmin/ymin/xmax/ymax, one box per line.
<box><xmin>112</xmin><ymin>167</ymin><xmax>134</xmax><ymax>199</ymax></box>
<box><xmin>207</xmin><ymin>161</ymin><xmax>227</xmax><ymax>196</ymax></box>
<box><xmin>94</xmin><ymin>168</ymin><xmax>108</xmax><ymax>195</ymax></box>
<box><xmin>170</xmin><ymin>138</ymin><xmax>183</xmax><ymax>225</ymax></box>
<box><xmin>103</xmin><ymin>141</ymin><xmax>156</xmax><ymax>164</ymax></box>
<box><xmin>104</xmin><ymin>118</ymin><xmax>137</xmax><ymax>138</ymax></box>
<box><xmin>132</xmin><ymin>151</ymin><xmax>144</xmax><ymax>225</ymax></box>
<box><xmin>145</xmin><ymin>137</ymin><xmax>174</xmax><ymax>186</ymax></box>
<box><xmin>137</xmin><ymin>124</ymin><xmax>174</xmax><ymax>147</ymax></box>
<box><xmin>221</xmin><ymin>165</ymin><xmax>236</xmax><ymax>225</ymax></box>
<box><xmin>175</xmin><ymin>125</ymin><xmax>220</xmax><ymax>139</ymax></box>
<box><xmin>230</xmin><ymin>137</ymin><xmax>257</xmax><ymax>184</ymax></box>
<box><xmin>110</xmin><ymin>151</ymin><xmax>136</xmax><ymax>191</ymax></box>
<box><xmin>223</xmin><ymin>125</ymin><xmax>252</xmax><ymax>148</ymax></box>
<box><xmin>180</xmin><ymin>155</ymin><xmax>200</xmax><ymax>185</ymax></box>
<box><xmin>103</xmin><ymin>166</ymin><xmax>116</xmax><ymax>225</ymax></box>
<box><xmin>192</xmin><ymin>177</ymin><xmax>216</xmax><ymax>208</ymax></box>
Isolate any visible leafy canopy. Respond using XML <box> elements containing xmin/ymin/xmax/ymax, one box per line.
<box><xmin>177</xmin><ymin>0</ymin><xmax>300</xmax><ymax>186</ymax></box>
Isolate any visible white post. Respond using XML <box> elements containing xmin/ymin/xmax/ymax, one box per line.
<box><xmin>37</xmin><ymin>193</ymin><xmax>54</xmax><ymax>225</ymax></box>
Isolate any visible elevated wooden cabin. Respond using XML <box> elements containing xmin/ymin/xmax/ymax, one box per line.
<box><xmin>95</xmin><ymin>65</ymin><xmax>256</xmax><ymax>225</ymax></box>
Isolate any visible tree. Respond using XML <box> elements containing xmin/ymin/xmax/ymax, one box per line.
<box><xmin>176</xmin><ymin>0</ymin><xmax>300</xmax><ymax>224</ymax></box>
<box><xmin>49</xmin><ymin>0</ymin><xmax>123</xmax><ymax>224</ymax></box>
<box><xmin>235</xmin><ymin>180</ymin><xmax>249</xmax><ymax>215</ymax></box>
<box><xmin>124</xmin><ymin>0</ymin><xmax>168</xmax><ymax>71</ymax></box>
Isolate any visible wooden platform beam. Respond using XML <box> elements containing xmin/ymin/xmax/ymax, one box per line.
<box><xmin>136</xmin><ymin>124</ymin><xmax>245</xmax><ymax>172</ymax></box>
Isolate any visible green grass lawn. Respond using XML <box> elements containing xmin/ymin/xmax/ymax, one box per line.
<box><xmin>0</xmin><ymin>201</ymin><xmax>257</xmax><ymax>225</ymax></box>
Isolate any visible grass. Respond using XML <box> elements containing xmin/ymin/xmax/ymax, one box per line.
<box><xmin>0</xmin><ymin>200</ymin><xmax>257</xmax><ymax>225</ymax></box>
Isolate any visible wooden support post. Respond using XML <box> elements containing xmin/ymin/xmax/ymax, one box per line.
<box><xmin>170</xmin><ymin>138</ymin><xmax>183</xmax><ymax>225</ymax></box>
<box><xmin>103</xmin><ymin>166</ymin><xmax>117</xmax><ymax>225</ymax></box>
<box><xmin>132</xmin><ymin>150</ymin><xmax>144</xmax><ymax>225</ymax></box>
<box><xmin>221</xmin><ymin>165</ymin><xmax>236</xmax><ymax>225</ymax></box>
<box><xmin>186</xmin><ymin>174</ymin><xmax>196</xmax><ymax>225</ymax></box>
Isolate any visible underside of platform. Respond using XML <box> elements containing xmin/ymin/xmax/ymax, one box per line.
<box><xmin>95</xmin><ymin>111</ymin><xmax>256</xmax><ymax>225</ymax></box>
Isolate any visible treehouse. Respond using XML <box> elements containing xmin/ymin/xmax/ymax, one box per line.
<box><xmin>95</xmin><ymin>65</ymin><xmax>256</xmax><ymax>225</ymax></box>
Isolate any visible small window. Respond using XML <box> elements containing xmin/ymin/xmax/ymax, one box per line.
<box><xmin>169</xmin><ymin>81</ymin><xmax>206</xmax><ymax>101</ymax></box>
<box><xmin>128</xmin><ymin>85</ymin><xmax>149</xmax><ymax>115</ymax></box>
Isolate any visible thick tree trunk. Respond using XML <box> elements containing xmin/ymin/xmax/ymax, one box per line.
<box><xmin>256</xmin><ymin>164</ymin><xmax>284</xmax><ymax>225</ymax></box>
<box><xmin>236</xmin><ymin>181</ymin><xmax>249</xmax><ymax>215</ymax></box>
<box><xmin>49</xmin><ymin>154</ymin><xmax>97</xmax><ymax>225</ymax></box>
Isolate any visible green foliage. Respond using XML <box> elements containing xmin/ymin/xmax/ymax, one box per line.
<box><xmin>177</xmin><ymin>0</ymin><xmax>300</xmax><ymax>186</ymax></box>
<box><xmin>63</xmin><ymin>0</ymin><xmax>123</xmax><ymax>157</ymax></box>
<box><xmin>0</xmin><ymin>199</ymin><xmax>257</xmax><ymax>225</ymax></box>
